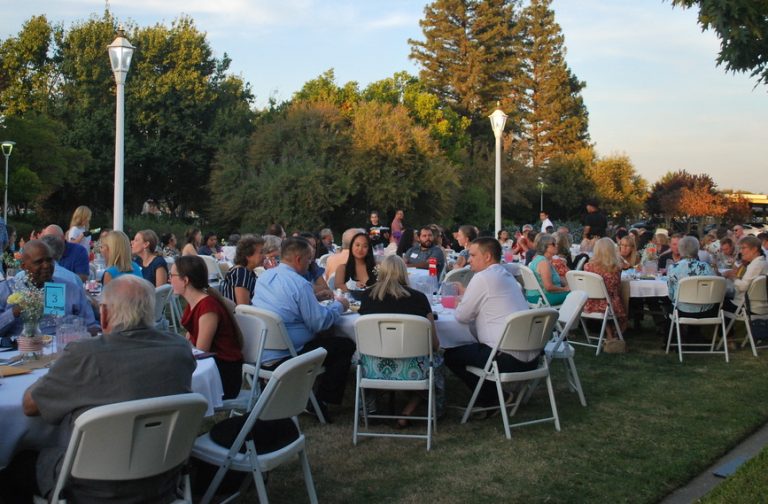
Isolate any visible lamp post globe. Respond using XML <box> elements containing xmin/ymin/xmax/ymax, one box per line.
<box><xmin>107</xmin><ymin>25</ymin><xmax>134</xmax><ymax>232</ymax></box>
<box><xmin>488</xmin><ymin>106</ymin><xmax>507</xmax><ymax>238</ymax></box>
<box><xmin>1</xmin><ymin>141</ymin><xmax>15</xmax><ymax>224</ymax></box>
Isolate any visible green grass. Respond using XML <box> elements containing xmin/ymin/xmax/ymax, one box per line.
<box><xmin>703</xmin><ymin>446</ymin><xmax>768</xmax><ymax>503</ymax></box>
<box><xmin>219</xmin><ymin>323</ymin><xmax>768</xmax><ymax>503</ymax></box>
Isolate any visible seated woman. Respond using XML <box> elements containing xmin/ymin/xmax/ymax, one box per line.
<box><xmin>618</xmin><ymin>235</ymin><xmax>641</xmax><ymax>270</ymax></box>
<box><xmin>497</xmin><ymin>229</ymin><xmax>514</xmax><ymax>249</ymax></box>
<box><xmin>221</xmin><ymin>235</ymin><xmax>264</xmax><ymax>305</ymax></box>
<box><xmin>395</xmin><ymin>228</ymin><xmax>417</xmax><ymax>258</ymax></box>
<box><xmin>511</xmin><ymin>226</ymin><xmax>533</xmax><ymax>256</ymax></box>
<box><xmin>358</xmin><ymin>255</ymin><xmax>442</xmax><ymax>425</ymax></box>
<box><xmin>526</xmin><ymin>234</ymin><xmax>570</xmax><ymax>306</ymax></box>
<box><xmin>335</xmin><ymin>232</ymin><xmax>377</xmax><ymax>293</ymax></box>
<box><xmin>160</xmin><ymin>232</ymin><xmax>180</xmax><ymax>258</ymax></box>
<box><xmin>454</xmin><ymin>225</ymin><xmax>478</xmax><ymax>269</ymax></box>
<box><xmin>181</xmin><ymin>227</ymin><xmax>201</xmax><ymax>256</ymax></box>
<box><xmin>261</xmin><ymin>235</ymin><xmax>282</xmax><ymax>269</ymax></box>
<box><xmin>722</xmin><ymin>236</ymin><xmax>768</xmax><ymax>313</ymax></box>
<box><xmin>131</xmin><ymin>229</ymin><xmax>168</xmax><ymax>287</ymax></box>
<box><xmin>172</xmin><ymin>255</ymin><xmax>244</xmax><ymax>399</ymax></box>
<box><xmin>551</xmin><ymin>231</ymin><xmax>574</xmax><ymax>277</ymax></box>
<box><xmin>666</xmin><ymin>235</ymin><xmax>717</xmax><ymax>319</ymax></box>
<box><xmin>298</xmin><ymin>232</ymin><xmax>334</xmax><ymax>301</ymax></box>
<box><xmin>100</xmin><ymin>230</ymin><xmax>142</xmax><ymax>286</ymax></box>
<box><xmin>584</xmin><ymin>238</ymin><xmax>627</xmax><ymax>341</ymax></box>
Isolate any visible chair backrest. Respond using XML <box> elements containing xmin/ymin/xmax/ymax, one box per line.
<box><xmin>327</xmin><ymin>272</ymin><xmax>336</xmax><ymax>291</ymax></box>
<box><xmin>443</xmin><ymin>266</ymin><xmax>474</xmax><ymax>287</ymax></box>
<box><xmin>244</xmin><ymin>306</ymin><xmax>296</xmax><ymax>355</ymax></box>
<box><xmin>154</xmin><ymin>284</ymin><xmax>173</xmax><ymax>325</ymax></box>
<box><xmin>354</xmin><ymin>314</ymin><xmax>432</xmax><ymax>359</ymax></box>
<box><xmin>200</xmin><ymin>255</ymin><xmax>224</xmax><ymax>282</ymax></box>
<box><xmin>497</xmin><ymin>308</ymin><xmax>559</xmax><ymax>354</ymax></box>
<box><xmin>53</xmin><ymin>393</ymin><xmax>207</xmax><ymax>499</ymax></box>
<box><xmin>234</xmin><ymin>305</ymin><xmax>269</xmax><ymax>364</ymax></box>
<box><xmin>675</xmin><ymin>276</ymin><xmax>726</xmax><ymax>306</ymax></box>
<box><xmin>502</xmin><ymin>263</ymin><xmax>521</xmax><ymax>277</ymax></box>
<box><xmin>557</xmin><ymin>290</ymin><xmax>589</xmax><ymax>334</ymax></box>
<box><xmin>575</xmin><ymin>256</ymin><xmax>588</xmax><ymax>271</ymax></box>
<box><xmin>747</xmin><ymin>275</ymin><xmax>768</xmax><ymax>315</ymax></box>
<box><xmin>519</xmin><ymin>264</ymin><xmax>549</xmax><ymax>306</ymax></box>
<box><xmin>566</xmin><ymin>270</ymin><xmax>609</xmax><ymax>300</ymax></box>
<box><xmin>318</xmin><ymin>253</ymin><xmax>331</xmax><ymax>269</ymax></box>
<box><xmin>244</xmin><ymin>348</ymin><xmax>326</xmax><ymax>426</ymax></box>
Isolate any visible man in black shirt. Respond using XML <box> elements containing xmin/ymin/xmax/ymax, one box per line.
<box><xmin>366</xmin><ymin>211</ymin><xmax>390</xmax><ymax>249</ymax></box>
<box><xmin>582</xmin><ymin>200</ymin><xmax>607</xmax><ymax>240</ymax></box>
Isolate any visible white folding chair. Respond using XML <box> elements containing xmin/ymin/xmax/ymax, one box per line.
<box><xmin>545</xmin><ymin>290</ymin><xmax>589</xmax><ymax>406</ymax></box>
<box><xmin>460</xmin><ymin>308</ymin><xmax>560</xmax><ymax>440</ymax></box>
<box><xmin>154</xmin><ymin>284</ymin><xmax>173</xmax><ymax>330</ymax></box>
<box><xmin>192</xmin><ymin>348</ymin><xmax>326</xmax><ymax>504</ymax></box>
<box><xmin>217</xmin><ymin>306</ymin><xmax>269</xmax><ymax>415</ymax></box>
<box><xmin>665</xmin><ymin>276</ymin><xmax>728</xmax><ymax>362</ymax></box>
<box><xmin>443</xmin><ymin>265</ymin><xmax>474</xmax><ymax>288</ymax></box>
<box><xmin>723</xmin><ymin>276</ymin><xmax>768</xmax><ymax>357</ymax></box>
<box><xmin>519</xmin><ymin>264</ymin><xmax>557</xmax><ymax>308</ymax></box>
<box><xmin>317</xmin><ymin>253</ymin><xmax>331</xmax><ymax>269</ymax></box>
<box><xmin>200</xmin><ymin>255</ymin><xmax>225</xmax><ymax>290</ymax></box>
<box><xmin>575</xmin><ymin>256</ymin><xmax>588</xmax><ymax>271</ymax></box>
<box><xmin>41</xmin><ymin>393</ymin><xmax>207</xmax><ymax>504</ymax></box>
<box><xmin>352</xmin><ymin>314</ymin><xmax>436</xmax><ymax>450</ymax></box>
<box><xmin>566</xmin><ymin>270</ymin><xmax>624</xmax><ymax>356</ymax></box>
<box><xmin>245</xmin><ymin>307</ymin><xmax>327</xmax><ymax>424</ymax></box>
<box><xmin>327</xmin><ymin>272</ymin><xmax>336</xmax><ymax>291</ymax></box>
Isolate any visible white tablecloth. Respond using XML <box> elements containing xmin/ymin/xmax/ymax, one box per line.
<box><xmin>0</xmin><ymin>352</ymin><xmax>223</xmax><ymax>469</ymax></box>
<box><xmin>620</xmin><ymin>271</ymin><xmax>669</xmax><ymax>298</ymax></box>
<box><xmin>334</xmin><ymin>308</ymin><xmax>477</xmax><ymax>349</ymax></box>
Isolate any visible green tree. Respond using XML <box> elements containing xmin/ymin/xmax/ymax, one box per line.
<box><xmin>646</xmin><ymin>170</ymin><xmax>720</xmax><ymax>227</ymax></box>
<box><xmin>672</xmin><ymin>0</ymin><xmax>768</xmax><ymax>86</ymax></box>
<box><xmin>539</xmin><ymin>150</ymin><xmax>595</xmax><ymax>221</ymax></box>
<box><xmin>587</xmin><ymin>154</ymin><xmax>648</xmax><ymax>220</ymax></box>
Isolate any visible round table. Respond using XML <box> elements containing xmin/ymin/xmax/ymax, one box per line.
<box><xmin>334</xmin><ymin>307</ymin><xmax>477</xmax><ymax>349</ymax></box>
<box><xmin>0</xmin><ymin>351</ymin><xmax>223</xmax><ymax>470</ymax></box>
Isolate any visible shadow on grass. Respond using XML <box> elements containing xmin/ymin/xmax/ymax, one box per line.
<box><xmin>221</xmin><ymin>323</ymin><xmax>768</xmax><ymax>503</ymax></box>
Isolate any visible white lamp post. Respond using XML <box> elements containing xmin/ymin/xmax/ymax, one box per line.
<box><xmin>538</xmin><ymin>176</ymin><xmax>544</xmax><ymax>212</ymax></box>
<box><xmin>107</xmin><ymin>26</ymin><xmax>134</xmax><ymax>231</ymax></box>
<box><xmin>1</xmin><ymin>141</ymin><xmax>15</xmax><ymax>223</ymax></box>
<box><xmin>489</xmin><ymin>105</ymin><xmax>507</xmax><ymax>237</ymax></box>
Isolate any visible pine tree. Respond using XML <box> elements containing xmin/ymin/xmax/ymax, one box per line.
<box><xmin>518</xmin><ymin>0</ymin><xmax>589</xmax><ymax>169</ymax></box>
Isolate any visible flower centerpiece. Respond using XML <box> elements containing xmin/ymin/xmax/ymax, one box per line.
<box><xmin>2</xmin><ymin>251</ymin><xmax>22</xmax><ymax>278</ymax></box>
<box><xmin>7</xmin><ymin>271</ymin><xmax>45</xmax><ymax>359</ymax></box>
<box><xmin>640</xmin><ymin>243</ymin><xmax>659</xmax><ymax>276</ymax></box>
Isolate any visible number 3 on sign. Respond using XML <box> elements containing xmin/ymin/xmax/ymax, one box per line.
<box><xmin>44</xmin><ymin>282</ymin><xmax>67</xmax><ymax>316</ymax></box>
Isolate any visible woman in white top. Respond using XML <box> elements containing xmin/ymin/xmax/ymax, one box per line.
<box><xmin>723</xmin><ymin>236</ymin><xmax>768</xmax><ymax>312</ymax></box>
<box><xmin>66</xmin><ymin>205</ymin><xmax>92</xmax><ymax>252</ymax></box>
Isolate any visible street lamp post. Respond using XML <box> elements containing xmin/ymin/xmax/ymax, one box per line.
<box><xmin>538</xmin><ymin>176</ymin><xmax>544</xmax><ymax>212</ymax></box>
<box><xmin>489</xmin><ymin>105</ymin><xmax>507</xmax><ymax>238</ymax></box>
<box><xmin>107</xmin><ymin>26</ymin><xmax>134</xmax><ymax>232</ymax></box>
<box><xmin>1</xmin><ymin>141</ymin><xmax>15</xmax><ymax>223</ymax></box>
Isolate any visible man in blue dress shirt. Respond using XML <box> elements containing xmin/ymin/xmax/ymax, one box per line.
<box><xmin>252</xmin><ymin>237</ymin><xmax>354</xmax><ymax>420</ymax></box>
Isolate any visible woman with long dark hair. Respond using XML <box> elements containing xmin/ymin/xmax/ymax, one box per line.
<box><xmin>171</xmin><ymin>255</ymin><xmax>244</xmax><ymax>398</ymax></box>
<box><xmin>335</xmin><ymin>232</ymin><xmax>377</xmax><ymax>292</ymax></box>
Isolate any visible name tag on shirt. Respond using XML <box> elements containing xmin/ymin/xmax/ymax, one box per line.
<box><xmin>410</xmin><ymin>253</ymin><xmax>419</xmax><ymax>259</ymax></box>
<box><xmin>44</xmin><ymin>282</ymin><xmax>66</xmax><ymax>316</ymax></box>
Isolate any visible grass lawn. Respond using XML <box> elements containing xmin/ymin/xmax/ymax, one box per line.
<box><xmin>703</xmin><ymin>445</ymin><xmax>768</xmax><ymax>503</ymax></box>
<box><xmin>217</xmin><ymin>321</ymin><xmax>768</xmax><ymax>503</ymax></box>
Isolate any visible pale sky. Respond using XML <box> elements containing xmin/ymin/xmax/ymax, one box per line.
<box><xmin>1</xmin><ymin>0</ymin><xmax>766</xmax><ymax>193</ymax></box>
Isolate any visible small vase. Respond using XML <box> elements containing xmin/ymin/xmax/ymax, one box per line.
<box><xmin>18</xmin><ymin>320</ymin><xmax>43</xmax><ymax>361</ymax></box>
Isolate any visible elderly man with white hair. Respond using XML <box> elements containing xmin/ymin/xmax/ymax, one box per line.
<box><xmin>9</xmin><ymin>275</ymin><xmax>196</xmax><ymax>502</ymax></box>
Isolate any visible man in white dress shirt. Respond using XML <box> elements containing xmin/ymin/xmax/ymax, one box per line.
<box><xmin>446</xmin><ymin>237</ymin><xmax>535</xmax><ymax>409</ymax></box>
<box><xmin>540</xmin><ymin>211</ymin><xmax>554</xmax><ymax>233</ymax></box>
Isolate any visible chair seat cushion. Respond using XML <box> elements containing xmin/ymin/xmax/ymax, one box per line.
<box><xmin>209</xmin><ymin>416</ymin><xmax>299</xmax><ymax>454</ymax></box>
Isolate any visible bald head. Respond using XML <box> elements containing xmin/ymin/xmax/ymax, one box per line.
<box><xmin>21</xmin><ymin>240</ymin><xmax>54</xmax><ymax>287</ymax></box>
<box><xmin>41</xmin><ymin>225</ymin><xmax>64</xmax><ymax>238</ymax></box>
<box><xmin>341</xmin><ymin>228</ymin><xmax>365</xmax><ymax>249</ymax></box>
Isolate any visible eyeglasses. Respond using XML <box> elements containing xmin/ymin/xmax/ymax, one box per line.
<box><xmin>169</xmin><ymin>273</ymin><xmax>182</xmax><ymax>278</ymax></box>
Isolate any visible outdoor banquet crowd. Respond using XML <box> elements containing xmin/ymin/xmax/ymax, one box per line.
<box><xmin>1</xmin><ymin>201</ymin><xmax>767</xmax><ymax>502</ymax></box>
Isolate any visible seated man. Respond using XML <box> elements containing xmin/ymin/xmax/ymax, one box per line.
<box><xmin>403</xmin><ymin>226</ymin><xmax>445</xmax><ymax>276</ymax></box>
<box><xmin>446</xmin><ymin>237</ymin><xmax>533</xmax><ymax>413</ymax></box>
<box><xmin>252</xmin><ymin>237</ymin><xmax>354</xmax><ymax>420</ymax></box>
<box><xmin>3</xmin><ymin>275</ymin><xmax>196</xmax><ymax>502</ymax></box>
<box><xmin>41</xmin><ymin>224</ymin><xmax>89</xmax><ymax>283</ymax></box>
<box><xmin>40</xmin><ymin>234</ymin><xmax>83</xmax><ymax>287</ymax></box>
<box><xmin>0</xmin><ymin>241</ymin><xmax>100</xmax><ymax>345</ymax></box>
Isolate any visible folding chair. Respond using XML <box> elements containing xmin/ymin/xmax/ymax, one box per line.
<box><xmin>575</xmin><ymin>256</ymin><xmax>588</xmax><ymax>271</ymax></box>
<box><xmin>460</xmin><ymin>308</ymin><xmax>560</xmax><ymax>439</ymax></box>
<box><xmin>216</xmin><ymin>306</ymin><xmax>269</xmax><ymax>415</ymax></box>
<box><xmin>665</xmin><ymin>276</ymin><xmax>728</xmax><ymax>363</ymax></box>
<box><xmin>327</xmin><ymin>272</ymin><xmax>336</xmax><ymax>291</ymax></box>
<box><xmin>317</xmin><ymin>253</ymin><xmax>331</xmax><ymax>269</ymax></box>
<box><xmin>723</xmin><ymin>276</ymin><xmax>768</xmax><ymax>357</ymax></box>
<box><xmin>545</xmin><ymin>290</ymin><xmax>589</xmax><ymax>406</ymax></box>
<box><xmin>154</xmin><ymin>284</ymin><xmax>173</xmax><ymax>330</ymax></box>
<box><xmin>200</xmin><ymin>255</ymin><xmax>225</xmax><ymax>291</ymax></box>
<box><xmin>352</xmin><ymin>314</ymin><xmax>436</xmax><ymax>450</ymax></box>
<box><xmin>39</xmin><ymin>393</ymin><xmax>207</xmax><ymax>504</ymax></box>
<box><xmin>519</xmin><ymin>264</ymin><xmax>559</xmax><ymax>309</ymax></box>
<box><xmin>192</xmin><ymin>348</ymin><xmax>326</xmax><ymax>504</ymax></box>
<box><xmin>443</xmin><ymin>266</ymin><xmax>474</xmax><ymax>288</ymax></box>
<box><xmin>245</xmin><ymin>307</ymin><xmax>327</xmax><ymax>424</ymax></box>
<box><xmin>566</xmin><ymin>270</ymin><xmax>624</xmax><ymax>356</ymax></box>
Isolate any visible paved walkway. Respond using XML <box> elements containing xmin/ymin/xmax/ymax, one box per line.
<box><xmin>660</xmin><ymin>421</ymin><xmax>768</xmax><ymax>503</ymax></box>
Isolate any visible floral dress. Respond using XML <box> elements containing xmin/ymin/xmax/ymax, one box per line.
<box><xmin>584</xmin><ymin>262</ymin><xmax>626</xmax><ymax>326</ymax></box>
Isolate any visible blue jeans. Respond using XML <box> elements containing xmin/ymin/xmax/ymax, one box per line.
<box><xmin>445</xmin><ymin>343</ymin><xmax>539</xmax><ymax>407</ymax></box>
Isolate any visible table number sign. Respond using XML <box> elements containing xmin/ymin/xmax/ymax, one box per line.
<box><xmin>43</xmin><ymin>282</ymin><xmax>66</xmax><ymax>316</ymax></box>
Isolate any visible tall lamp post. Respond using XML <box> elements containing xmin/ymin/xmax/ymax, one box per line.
<box><xmin>538</xmin><ymin>176</ymin><xmax>544</xmax><ymax>212</ymax></box>
<box><xmin>107</xmin><ymin>26</ymin><xmax>134</xmax><ymax>232</ymax></box>
<box><xmin>489</xmin><ymin>105</ymin><xmax>507</xmax><ymax>237</ymax></box>
<box><xmin>1</xmin><ymin>141</ymin><xmax>15</xmax><ymax>223</ymax></box>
